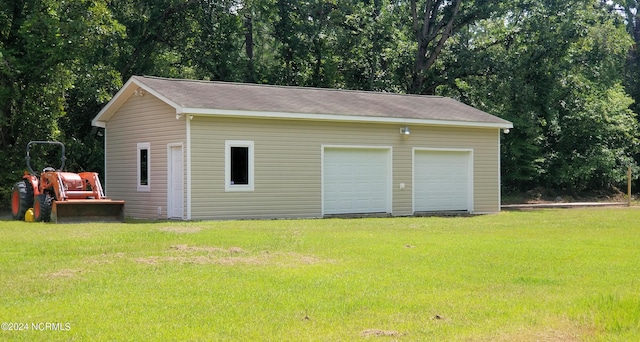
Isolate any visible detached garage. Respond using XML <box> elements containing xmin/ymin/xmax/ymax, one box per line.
<box><xmin>92</xmin><ymin>76</ymin><xmax>512</xmax><ymax>220</ymax></box>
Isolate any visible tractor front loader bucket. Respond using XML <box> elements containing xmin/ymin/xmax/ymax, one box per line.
<box><xmin>52</xmin><ymin>200</ymin><xmax>125</xmax><ymax>223</ymax></box>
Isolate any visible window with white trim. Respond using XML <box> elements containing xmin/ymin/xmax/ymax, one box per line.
<box><xmin>225</xmin><ymin>140</ymin><xmax>254</xmax><ymax>192</ymax></box>
<box><xmin>137</xmin><ymin>142</ymin><xmax>150</xmax><ymax>192</ymax></box>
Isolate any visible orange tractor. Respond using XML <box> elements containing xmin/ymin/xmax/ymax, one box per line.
<box><xmin>11</xmin><ymin>141</ymin><xmax>125</xmax><ymax>223</ymax></box>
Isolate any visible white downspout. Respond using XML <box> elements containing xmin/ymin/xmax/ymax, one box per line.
<box><xmin>186</xmin><ymin>115</ymin><xmax>192</xmax><ymax>220</ymax></box>
<box><xmin>103</xmin><ymin>128</ymin><xmax>108</xmax><ymax>195</ymax></box>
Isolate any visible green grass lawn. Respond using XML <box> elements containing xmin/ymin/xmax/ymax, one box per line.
<box><xmin>1</xmin><ymin>208</ymin><xmax>640</xmax><ymax>341</ymax></box>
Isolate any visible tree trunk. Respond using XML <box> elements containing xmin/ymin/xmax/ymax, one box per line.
<box><xmin>408</xmin><ymin>0</ymin><xmax>460</xmax><ymax>94</ymax></box>
<box><xmin>244</xmin><ymin>13</ymin><xmax>255</xmax><ymax>82</ymax></box>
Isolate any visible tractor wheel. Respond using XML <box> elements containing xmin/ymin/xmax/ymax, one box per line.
<box><xmin>11</xmin><ymin>181</ymin><xmax>34</xmax><ymax>220</ymax></box>
<box><xmin>34</xmin><ymin>194</ymin><xmax>52</xmax><ymax>222</ymax></box>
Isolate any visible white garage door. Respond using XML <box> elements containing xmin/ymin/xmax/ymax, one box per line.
<box><xmin>323</xmin><ymin>147</ymin><xmax>391</xmax><ymax>215</ymax></box>
<box><xmin>414</xmin><ymin>150</ymin><xmax>472</xmax><ymax>212</ymax></box>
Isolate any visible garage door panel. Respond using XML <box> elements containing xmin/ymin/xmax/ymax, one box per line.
<box><xmin>414</xmin><ymin>150</ymin><xmax>472</xmax><ymax>212</ymax></box>
<box><xmin>324</xmin><ymin>148</ymin><xmax>390</xmax><ymax>215</ymax></box>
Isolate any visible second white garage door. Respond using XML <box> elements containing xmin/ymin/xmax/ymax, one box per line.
<box><xmin>414</xmin><ymin>149</ymin><xmax>473</xmax><ymax>212</ymax></box>
<box><xmin>323</xmin><ymin>147</ymin><xmax>391</xmax><ymax>215</ymax></box>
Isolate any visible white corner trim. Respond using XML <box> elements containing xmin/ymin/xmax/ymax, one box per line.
<box><xmin>103</xmin><ymin>129</ymin><xmax>108</xmax><ymax>194</ymax></box>
<box><xmin>497</xmin><ymin>129</ymin><xmax>503</xmax><ymax>212</ymax></box>
<box><xmin>186</xmin><ymin>117</ymin><xmax>192</xmax><ymax>220</ymax></box>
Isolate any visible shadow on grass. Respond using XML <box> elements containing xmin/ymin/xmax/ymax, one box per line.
<box><xmin>0</xmin><ymin>209</ymin><xmax>12</xmax><ymax>221</ymax></box>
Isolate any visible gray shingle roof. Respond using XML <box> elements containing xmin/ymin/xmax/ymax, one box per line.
<box><xmin>94</xmin><ymin>76</ymin><xmax>512</xmax><ymax>128</ymax></box>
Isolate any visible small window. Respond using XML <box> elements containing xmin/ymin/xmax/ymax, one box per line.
<box><xmin>225</xmin><ymin>140</ymin><xmax>254</xmax><ymax>192</ymax></box>
<box><xmin>137</xmin><ymin>142</ymin><xmax>150</xmax><ymax>192</ymax></box>
<box><xmin>230</xmin><ymin>146</ymin><xmax>249</xmax><ymax>185</ymax></box>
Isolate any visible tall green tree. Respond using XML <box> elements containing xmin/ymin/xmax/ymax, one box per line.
<box><xmin>58</xmin><ymin>1</ymin><xmax>125</xmax><ymax>174</ymax></box>
<box><xmin>404</xmin><ymin>0</ymin><xmax>502</xmax><ymax>94</ymax></box>
<box><xmin>438</xmin><ymin>0</ymin><xmax>639</xmax><ymax>192</ymax></box>
<box><xmin>333</xmin><ymin>0</ymin><xmax>403</xmax><ymax>91</ymax></box>
<box><xmin>187</xmin><ymin>0</ymin><xmax>246</xmax><ymax>81</ymax></box>
<box><xmin>267</xmin><ymin>0</ymin><xmax>341</xmax><ymax>87</ymax></box>
<box><xmin>109</xmin><ymin>0</ymin><xmax>200</xmax><ymax>79</ymax></box>
<box><xmin>611</xmin><ymin>0</ymin><xmax>640</xmax><ymax>114</ymax></box>
<box><xmin>0</xmin><ymin>0</ymin><xmax>124</xmax><ymax>203</ymax></box>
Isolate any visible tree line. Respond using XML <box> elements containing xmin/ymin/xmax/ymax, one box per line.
<box><xmin>1</xmin><ymin>0</ymin><xmax>639</xmax><ymax>205</ymax></box>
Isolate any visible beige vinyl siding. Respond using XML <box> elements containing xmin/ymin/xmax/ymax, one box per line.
<box><xmin>190</xmin><ymin>116</ymin><xmax>501</xmax><ymax>220</ymax></box>
<box><xmin>105</xmin><ymin>94</ymin><xmax>186</xmax><ymax>219</ymax></box>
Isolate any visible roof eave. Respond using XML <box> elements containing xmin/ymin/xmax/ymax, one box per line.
<box><xmin>93</xmin><ymin>76</ymin><xmax>513</xmax><ymax>130</ymax></box>
<box><xmin>180</xmin><ymin>108</ymin><xmax>514</xmax><ymax>129</ymax></box>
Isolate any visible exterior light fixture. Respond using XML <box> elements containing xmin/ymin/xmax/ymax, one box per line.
<box><xmin>400</xmin><ymin>127</ymin><xmax>410</xmax><ymax>135</ymax></box>
<box><xmin>134</xmin><ymin>87</ymin><xmax>146</xmax><ymax>97</ymax></box>
<box><xmin>503</xmin><ymin>128</ymin><xmax>510</xmax><ymax>134</ymax></box>
<box><xmin>175</xmin><ymin>113</ymin><xmax>193</xmax><ymax>120</ymax></box>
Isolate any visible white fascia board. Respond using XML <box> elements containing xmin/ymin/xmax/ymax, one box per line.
<box><xmin>92</xmin><ymin>120</ymin><xmax>107</xmax><ymax>128</ymax></box>
<box><xmin>180</xmin><ymin>108</ymin><xmax>514</xmax><ymax>129</ymax></box>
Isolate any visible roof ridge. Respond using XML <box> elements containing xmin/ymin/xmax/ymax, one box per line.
<box><xmin>135</xmin><ymin>75</ymin><xmax>445</xmax><ymax>99</ymax></box>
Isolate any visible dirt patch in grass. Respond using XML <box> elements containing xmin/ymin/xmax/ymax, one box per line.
<box><xmin>169</xmin><ymin>244</ymin><xmax>233</xmax><ymax>253</ymax></box>
<box><xmin>158</xmin><ymin>226</ymin><xmax>203</xmax><ymax>234</ymax></box>
<box><xmin>432</xmin><ymin>314</ymin><xmax>449</xmax><ymax>322</ymax></box>
<box><xmin>134</xmin><ymin>256</ymin><xmax>163</xmax><ymax>265</ymax></box>
<box><xmin>86</xmin><ymin>252</ymin><xmax>126</xmax><ymax>264</ymax></box>
<box><xmin>360</xmin><ymin>329</ymin><xmax>402</xmax><ymax>337</ymax></box>
<box><xmin>228</xmin><ymin>246</ymin><xmax>244</xmax><ymax>254</ymax></box>
<box><xmin>46</xmin><ymin>269</ymin><xmax>84</xmax><ymax>279</ymax></box>
<box><xmin>258</xmin><ymin>252</ymin><xmax>325</xmax><ymax>266</ymax></box>
<box><xmin>487</xmin><ymin>329</ymin><xmax>582</xmax><ymax>342</ymax></box>
<box><xmin>135</xmin><ymin>255</ymin><xmax>216</xmax><ymax>265</ymax></box>
<box><xmin>480</xmin><ymin>321</ymin><xmax>595</xmax><ymax>342</ymax></box>
<box><xmin>212</xmin><ymin>255</ymin><xmax>270</xmax><ymax>266</ymax></box>
<box><xmin>135</xmin><ymin>254</ymin><xmax>266</xmax><ymax>266</ymax></box>
<box><xmin>135</xmin><ymin>245</ymin><xmax>326</xmax><ymax>266</ymax></box>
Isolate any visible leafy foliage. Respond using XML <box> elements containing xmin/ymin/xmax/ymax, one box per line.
<box><xmin>437</xmin><ymin>0</ymin><xmax>639</xmax><ymax>193</ymax></box>
<box><xmin>0</xmin><ymin>0</ymin><xmax>124</xmax><ymax>203</ymax></box>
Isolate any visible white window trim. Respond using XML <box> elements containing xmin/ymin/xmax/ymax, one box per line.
<box><xmin>225</xmin><ymin>140</ymin><xmax>254</xmax><ymax>192</ymax></box>
<box><xmin>137</xmin><ymin>142</ymin><xmax>150</xmax><ymax>192</ymax></box>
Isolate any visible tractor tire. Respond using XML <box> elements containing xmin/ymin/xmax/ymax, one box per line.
<box><xmin>11</xmin><ymin>181</ymin><xmax>34</xmax><ymax>220</ymax></box>
<box><xmin>34</xmin><ymin>194</ymin><xmax>52</xmax><ymax>222</ymax></box>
